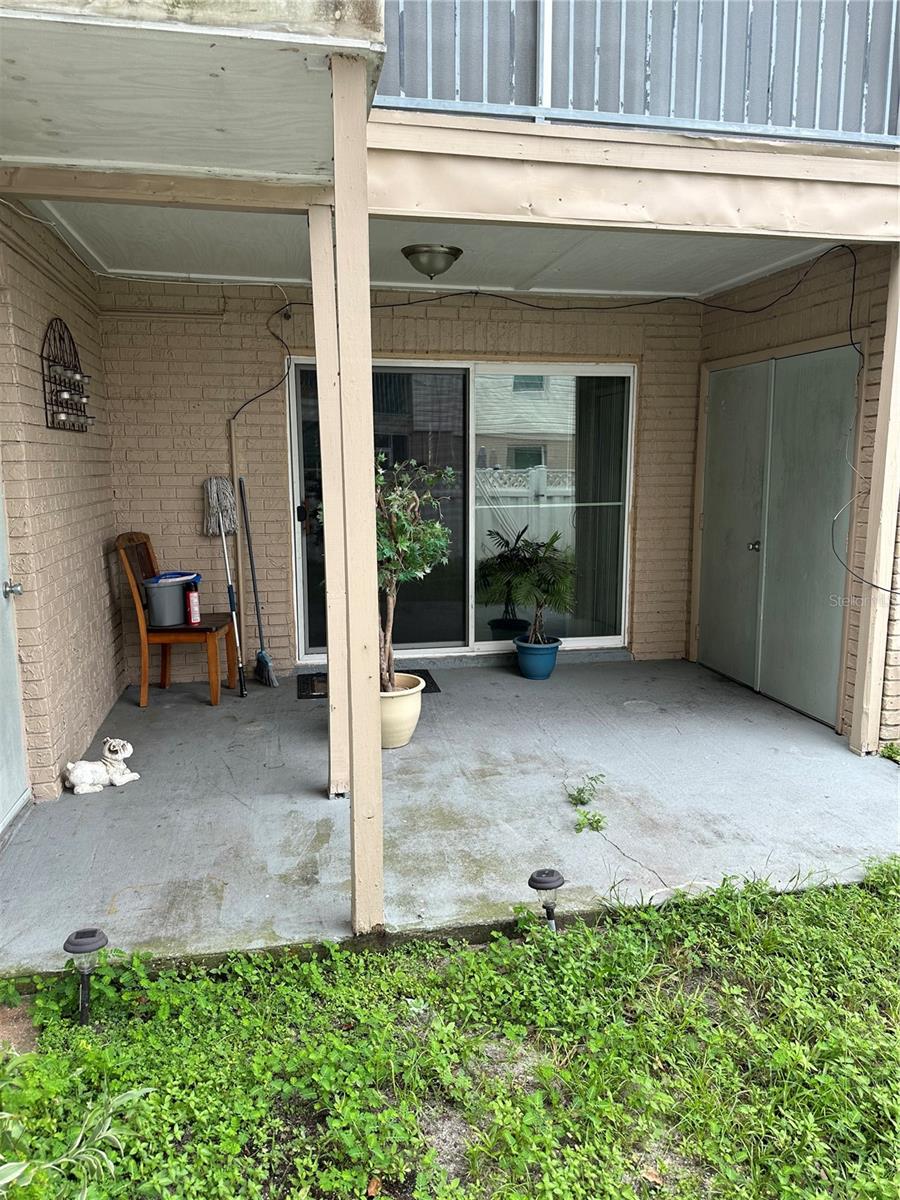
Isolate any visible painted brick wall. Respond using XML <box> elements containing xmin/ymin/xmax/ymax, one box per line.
<box><xmin>700</xmin><ymin>244</ymin><xmax>893</xmax><ymax>737</ymax></box>
<box><xmin>100</xmin><ymin>283</ymin><xmax>301</xmax><ymax>686</ymax></box>
<box><xmin>98</xmin><ymin>280</ymin><xmax>703</xmax><ymax>681</ymax></box>
<box><xmin>7</xmin><ymin>225</ymin><xmax>892</xmax><ymax>775</ymax></box>
<box><xmin>0</xmin><ymin>205</ymin><xmax>122</xmax><ymax>799</ymax></box>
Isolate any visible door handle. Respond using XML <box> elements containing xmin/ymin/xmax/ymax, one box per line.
<box><xmin>747</xmin><ymin>540</ymin><xmax>761</xmax><ymax>552</ymax></box>
<box><xmin>296</xmin><ymin>502</ymin><xmax>322</xmax><ymax>531</ymax></box>
<box><xmin>3</xmin><ymin>579</ymin><xmax>24</xmax><ymax>598</ymax></box>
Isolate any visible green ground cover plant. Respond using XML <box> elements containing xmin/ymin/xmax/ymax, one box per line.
<box><xmin>563</xmin><ymin>773</ymin><xmax>604</xmax><ymax>809</ymax></box>
<box><xmin>564</xmin><ymin>774</ymin><xmax>607</xmax><ymax>834</ymax></box>
<box><xmin>1</xmin><ymin>860</ymin><xmax>898</xmax><ymax>1199</ymax></box>
<box><xmin>573</xmin><ymin>809</ymin><xmax>608</xmax><ymax>834</ymax></box>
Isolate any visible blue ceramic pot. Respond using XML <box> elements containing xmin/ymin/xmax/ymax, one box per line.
<box><xmin>514</xmin><ymin>636</ymin><xmax>561</xmax><ymax>680</ymax></box>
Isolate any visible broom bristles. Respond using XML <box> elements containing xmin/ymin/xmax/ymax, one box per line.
<box><xmin>255</xmin><ymin>649</ymin><xmax>279</xmax><ymax>687</ymax></box>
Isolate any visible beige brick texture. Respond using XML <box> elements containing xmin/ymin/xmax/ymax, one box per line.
<box><xmin>5</xmin><ymin>214</ymin><xmax>893</xmax><ymax>787</ymax></box>
<box><xmin>97</xmin><ymin>279</ymin><xmax>704</xmax><ymax>680</ymax></box>
<box><xmin>700</xmin><ymin>244</ymin><xmax>893</xmax><ymax>739</ymax></box>
<box><xmin>0</xmin><ymin>204</ymin><xmax>123</xmax><ymax>799</ymax></box>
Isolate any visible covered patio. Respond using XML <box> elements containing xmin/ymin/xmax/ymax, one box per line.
<box><xmin>1</xmin><ymin>22</ymin><xmax>897</xmax><ymax>947</ymax></box>
<box><xmin>0</xmin><ymin>658</ymin><xmax>894</xmax><ymax>975</ymax></box>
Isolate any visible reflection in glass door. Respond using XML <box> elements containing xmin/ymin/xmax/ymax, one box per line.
<box><xmin>295</xmin><ymin>365</ymin><xmax>468</xmax><ymax>654</ymax></box>
<box><xmin>473</xmin><ymin>370</ymin><xmax>632</xmax><ymax>643</ymax></box>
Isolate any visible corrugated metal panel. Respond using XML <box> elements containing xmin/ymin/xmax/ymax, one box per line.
<box><xmin>376</xmin><ymin>0</ymin><xmax>899</xmax><ymax>144</ymax></box>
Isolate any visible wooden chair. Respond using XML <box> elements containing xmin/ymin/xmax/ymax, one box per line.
<box><xmin>116</xmin><ymin>532</ymin><xmax>237</xmax><ymax>707</ymax></box>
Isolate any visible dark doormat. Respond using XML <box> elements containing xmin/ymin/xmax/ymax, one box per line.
<box><xmin>297</xmin><ymin>669</ymin><xmax>441</xmax><ymax>699</ymax></box>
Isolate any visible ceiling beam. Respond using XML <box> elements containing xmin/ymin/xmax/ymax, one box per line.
<box><xmin>0</xmin><ymin>167</ymin><xmax>332</xmax><ymax>213</ymax></box>
<box><xmin>367</xmin><ymin>112</ymin><xmax>900</xmax><ymax>243</ymax></box>
<box><xmin>3</xmin><ymin>110</ymin><xmax>897</xmax><ymax>242</ymax></box>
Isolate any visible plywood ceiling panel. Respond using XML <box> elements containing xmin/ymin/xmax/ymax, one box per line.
<box><xmin>0</xmin><ymin>15</ymin><xmax>336</xmax><ymax>181</ymax></box>
<box><xmin>34</xmin><ymin>201</ymin><xmax>312</xmax><ymax>280</ymax></box>
<box><xmin>26</xmin><ymin>201</ymin><xmax>835</xmax><ymax>298</ymax></box>
<box><xmin>369</xmin><ymin>220</ymin><xmax>836</xmax><ymax>296</ymax></box>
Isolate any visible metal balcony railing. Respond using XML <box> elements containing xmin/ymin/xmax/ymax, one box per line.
<box><xmin>375</xmin><ymin>0</ymin><xmax>899</xmax><ymax>145</ymax></box>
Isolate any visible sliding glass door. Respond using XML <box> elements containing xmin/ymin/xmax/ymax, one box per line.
<box><xmin>292</xmin><ymin>362</ymin><xmax>632</xmax><ymax>659</ymax></box>
<box><xmin>473</xmin><ymin>368</ymin><xmax>632</xmax><ymax>644</ymax></box>
<box><xmin>295</xmin><ymin>365</ymin><xmax>468</xmax><ymax>654</ymax></box>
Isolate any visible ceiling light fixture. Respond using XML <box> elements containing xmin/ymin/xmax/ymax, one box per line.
<box><xmin>401</xmin><ymin>243</ymin><xmax>463</xmax><ymax>280</ymax></box>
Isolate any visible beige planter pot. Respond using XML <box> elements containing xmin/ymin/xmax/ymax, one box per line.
<box><xmin>380</xmin><ymin>672</ymin><xmax>426</xmax><ymax>749</ymax></box>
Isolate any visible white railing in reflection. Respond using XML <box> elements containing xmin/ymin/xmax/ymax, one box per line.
<box><xmin>475</xmin><ymin>464</ymin><xmax>577</xmax><ymax>549</ymax></box>
<box><xmin>475</xmin><ymin>465</ymin><xmax>575</xmax><ymax>493</ymax></box>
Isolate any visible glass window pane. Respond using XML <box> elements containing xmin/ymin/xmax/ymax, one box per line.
<box><xmin>296</xmin><ymin>365</ymin><xmax>468</xmax><ymax>653</ymax></box>
<box><xmin>474</xmin><ymin>372</ymin><xmax>630</xmax><ymax>642</ymax></box>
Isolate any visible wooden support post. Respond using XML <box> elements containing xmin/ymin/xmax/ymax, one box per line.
<box><xmin>850</xmin><ymin>245</ymin><xmax>900</xmax><ymax>754</ymax></box>
<box><xmin>308</xmin><ymin>203</ymin><xmax>351</xmax><ymax>798</ymax></box>
<box><xmin>331</xmin><ymin>53</ymin><xmax>384</xmax><ymax>932</ymax></box>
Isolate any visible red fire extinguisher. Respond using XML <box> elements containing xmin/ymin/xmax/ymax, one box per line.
<box><xmin>185</xmin><ymin>580</ymin><xmax>201</xmax><ymax>626</ymax></box>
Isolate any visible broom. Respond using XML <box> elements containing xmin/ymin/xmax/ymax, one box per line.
<box><xmin>238</xmin><ymin>476</ymin><xmax>278</xmax><ymax>687</ymax></box>
<box><xmin>203</xmin><ymin>476</ymin><xmax>247</xmax><ymax>697</ymax></box>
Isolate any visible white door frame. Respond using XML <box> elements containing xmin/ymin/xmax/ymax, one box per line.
<box><xmin>0</xmin><ymin>469</ymin><xmax>31</xmax><ymax>833</ymax></box>
<box><xmin>470</xmin><ymin>361</ymin><xmax>636</xmax><ymax>654</ymax></box>
<box><xmin>288</xmin><ymin>357</ymin><xmax>638</xmax><ymax>664</ymax></box>
<box><xmin>288</xmin><ymin>356</ymin><xmax>473</xmax><ymax>663</ymax></box>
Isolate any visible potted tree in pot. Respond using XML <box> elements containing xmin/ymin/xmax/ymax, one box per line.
<box><xmin>376</xmin><ymin>456</ymin><xmax>453</xmax><ymax>747</ymax></box>
<box><xmin>475</xmin><ymin>526</ymin><xmax>531</xmax><ymax>641</ymax></box>
<box><xmin>477</xmin><ymin>529</ymin><xmax>576</xmax><ymax>679</ymax></box>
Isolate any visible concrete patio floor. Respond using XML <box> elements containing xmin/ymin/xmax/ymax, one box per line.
<box><xmin>0</xmin><ymin>659</ymin><xmax>896</xmax><ymax>974</ymax></box>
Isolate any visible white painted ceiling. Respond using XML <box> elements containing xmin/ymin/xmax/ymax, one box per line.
<box><xmin>27</xmin><ymin>200</ymin><xmax>835</xmax><ymax>297</ymax></box>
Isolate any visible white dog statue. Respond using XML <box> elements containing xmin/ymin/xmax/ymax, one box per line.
<box><xmin>63</xmin><ymin>737</ymin><xmax>140</xmax><ymax>794</ymax></box>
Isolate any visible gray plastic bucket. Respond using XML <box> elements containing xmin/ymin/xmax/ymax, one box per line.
<box><xmin>143</xmin><ymin>573</ymin><xmax>199</xmax><ymax>627</ymax></box>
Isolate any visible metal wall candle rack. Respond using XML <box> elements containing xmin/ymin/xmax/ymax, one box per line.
<box><xmin>41</xmin><ymin>317</ymin><xmax>94</xmax><ymax>432</ymax></box>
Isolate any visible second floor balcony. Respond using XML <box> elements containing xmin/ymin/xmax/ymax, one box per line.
<box><xmin>375</xmin><ymin>0</ymin><xmax>899</xmax><ymax>145</ymax></box>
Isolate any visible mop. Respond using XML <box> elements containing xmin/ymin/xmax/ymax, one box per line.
<box><xmin>203</xmin><ymin>476</ymin><xmax>248</xmax><ymax>697</ymax></box>
<box><xmin>203</xmin><ymin>476</ymin><xmax>236</xmax><ymax>537</ymax></box>
<box><xmin>238</xmin><ymin>476</ymin><xmax>278</xmax><ymax>687</ymax></box>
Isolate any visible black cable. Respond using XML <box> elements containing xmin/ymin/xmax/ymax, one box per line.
<box><xmin>233</xmin><ymin>243</ymin><xmax>894</xmax><ymax>597</ymax></box>
<box><xmin>243</xmin><ymin>243</ymin><xmax>857</xmax><ymax>355</ymax></box>
<box><xmin>824</xmin><ymin>245</ymin><xmax>900</xmax><ymax>596</ymax></box>
<box><xmin>364</xmin><ymin>243</ymin><xmax>854</xmax><ymax>317</ymax></box>
<box><xmin>240</xmin><ymin>245</ymin><xmax>859</xmax><ymax>424</ymax></box>
<box><xmin>230</xmin><ymin>304</ymin><xmax>294</xmax><ymax>421</ymax></box>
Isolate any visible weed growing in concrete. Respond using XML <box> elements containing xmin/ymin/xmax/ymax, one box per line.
<box><xmin>2</xmin><ymin>860</ymin><xmax>898</xmax><ymax>1198</ymax></box>
<box><xmin>878</xmin><ymin>741</ymin><xmax>900</xmax><ymax>763</ymax></box>
<box><xmin>565</xmin><ymin>773</ymin><xmax>608</xmax><ymax>833</ymax></box>
<box><xmin>574</xmin><ymin>809</ymin><xmax>608</xmax><ymax>834</ymax></box>
<box><xmin>564</xmin><ymin>772</ymin><xmax>604</xmax><ymax>807</ymax></box>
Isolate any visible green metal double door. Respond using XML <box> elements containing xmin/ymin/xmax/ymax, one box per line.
<box><xmin>698</xmin><ymin>345</ymin><xmax>859</xmax><ymax>726</ymax></box>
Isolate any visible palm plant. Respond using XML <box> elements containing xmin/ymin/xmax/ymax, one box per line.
<box><xmin>477</xmin><ymin>529</ymin><xmax>576</xmax><ymax>644</ymax></box>
<box><xmin>474</xmin><ymin>526</ymin><xmax>530</xmax><ymax>626</ymax></box>
<box><xmin>375</xmin><ymin>456</ymin><xmax>454</xmax><ymax>692</ymax></box>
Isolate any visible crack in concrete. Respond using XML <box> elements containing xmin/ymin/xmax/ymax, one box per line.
<box><xmin>599</xmin><ymin>832</ymin><xmax>670</xmax><ymax>890</ymax></box>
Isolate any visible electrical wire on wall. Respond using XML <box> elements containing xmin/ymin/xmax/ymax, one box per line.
<box><xmin>230</xmin><ymin>305</ymin><xmax>294</xmax><ymax>422</ymax></box>
<box><xmin>819</xmin><ymin>247</ymin><xmax>900</xmax><ymax>599</ymax></box>
<box><xmin>235</xmin><ymin>242</ymin><xmax>889</xmax><ymax>596</ymax></box>
<box><xmin>2</xmin><ymin>191</ymin><xmax>886</xmax><ymax>597</ymax></box>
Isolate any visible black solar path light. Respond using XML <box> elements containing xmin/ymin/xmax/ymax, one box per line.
<box><xmin>528</xmin><ymin>868</ymin><xmax>565</xmax><ymax>932</ymax></box>
<box><xmin>63</xmin><ymin>927</ymin><xmax>108</xmax><ymax>1025</ymax></box>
